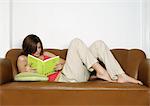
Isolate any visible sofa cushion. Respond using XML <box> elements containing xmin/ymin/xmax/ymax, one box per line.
<box><xmin>2</xmin><ymin>80</ymin><xmax>148</xmax><ymax>90</ymax></box>
<box><xmin>14</xmin><ymin>72</ymin><xmax>48</xmax><ymax>81</ymax></box>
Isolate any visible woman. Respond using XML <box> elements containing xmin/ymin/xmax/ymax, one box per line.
<box><xmin>17</xmin><ymin>34</ymin><xmax>143</xmax><ymax>85</ymax></box>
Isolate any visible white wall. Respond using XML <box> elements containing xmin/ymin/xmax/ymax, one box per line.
<box><xmin>146</xmin><ymin>0</ymin><xmax>150</xmax><ymax>57</ymax></box>
<box><xmin>0</xmin><ymin>0</ymin><xmax>150</xmax><ymax>58</ymax></box>
<box><xmin>0</xmin><ymin>0</ymin><xmax>10</xmax><ymax>58</ymax></box>
<box><xmin>12</xmin><ymin>0</ymin><xmax>143</xmax><ymax>49</ymax></box>
<box><xmin>141</xmin><ymin>0</ymin><xmax>150</xmax><ymax>58</ymax></box>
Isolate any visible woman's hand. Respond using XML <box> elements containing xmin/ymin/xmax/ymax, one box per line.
<box><xmin>26</xmin><ymin>65</ymin><xmax>37</xmax><ymax>73</ymax></box>
<box><xmin>54</xmin><ymin>63</ymin><xmax>63</xmax><ymax>71</ymax></box>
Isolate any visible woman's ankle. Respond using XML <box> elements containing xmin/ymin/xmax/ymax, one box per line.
<box><xmin>92</xmin><ymin>63</ymin><xmax>106</xmax><ymax>74</ymax></box>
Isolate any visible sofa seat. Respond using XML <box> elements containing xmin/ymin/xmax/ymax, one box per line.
<box><xmin>1</xmin><ymin>81</ymin><xmax>149</xmax><ymax>106</ymax></box>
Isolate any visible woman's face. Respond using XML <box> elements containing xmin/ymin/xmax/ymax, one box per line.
<box><xmin>33</xmin><ymin>42</ymin><xmax>42</xmax><ymax>57</ymax></box>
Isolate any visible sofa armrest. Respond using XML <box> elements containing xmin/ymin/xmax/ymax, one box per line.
<box><xmin>138</xmin><ymin>58</ymin><xmax>150</xmax><ymax>87</ymax></box>
<box><xmin>0</xmin><ymin>58</ymin><xmax>13</xmax><ymax>85</ymax></box>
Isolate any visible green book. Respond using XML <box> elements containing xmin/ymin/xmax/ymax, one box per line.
<box><xmin>28</xmin><ymin>54</ymin><xmax>60</xmax><ymax>76</ymax></box>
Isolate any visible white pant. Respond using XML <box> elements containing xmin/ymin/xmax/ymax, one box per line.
<box><xmin>58</xmin><ymin>38</ymin><xmax>124</xmax><ymax>82</ymax></box>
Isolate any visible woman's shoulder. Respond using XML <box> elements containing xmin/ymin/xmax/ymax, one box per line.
<box><xmin>18</xmin><ymin>55</ymin><xmax>27</xmax><ymax>62</ymax></box>
<box><xmin>43</xmin><ymin>51</ymin><xmax>56</xmax><ymax>57</ymax></box>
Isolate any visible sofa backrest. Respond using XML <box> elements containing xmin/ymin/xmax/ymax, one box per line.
<box><xmin>5</xmin><ymin>48</ymin><xmax>146</xmax><ymax>79</ymax></box>
<box><xmin>111</xmin><ymin>49</ymin><xmax>146</xmax><ymax>79</ymax></box>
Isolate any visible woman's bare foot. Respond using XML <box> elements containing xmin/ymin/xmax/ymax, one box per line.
<box><xmin>92</xmin><ymin>63</ymin><xmax>114</xmax><ymax>82</ymax></box>
<box><xmin>96</xmin><ymin>72</ymin><xmax>115</xmax><ymax>82</ymax></box>
<box><xmin>117</xmin><ymin>73</ymin><xmax>143</xmax><ymax>85</ymax></box>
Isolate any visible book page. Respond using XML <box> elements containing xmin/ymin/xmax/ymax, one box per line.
<box><xmin>28</xmin><ymin>54</ymin><xmax>43</xmax><ymax>74</ymax></box>
<box><xmin>43</xmin><ymin>56</ymin><xmax>60</xmax><ymax>76</ymax></box>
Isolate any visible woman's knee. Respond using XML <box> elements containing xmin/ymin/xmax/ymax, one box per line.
<box><xmin>93</xmin><ymin>40</ymin><xmax>106</xmax><ymax>47</ymax></box>
<box><xmin>71</xmin><ymin>38</ymin><xmax>82</xmax><ymax>43</ymax></box>
<box><xmin>70</xmin><ymin>38</ymin><xmax>83</xmax><ymax>46</ymax></box>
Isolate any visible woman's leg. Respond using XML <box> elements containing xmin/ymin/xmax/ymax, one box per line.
<box><xmin>89</xmin><ymin>40</ymin><xmax>143</xmax><ymax>85</ymax></box>
<box><xmin>58</xmin><ymin>38</ymin><xmax>112</xmax><ymax>82</ymax></box>
<box><xmin>89</xmin><ymin>40</ymin><xmax>124</xmax><ymax>80</ymax></box>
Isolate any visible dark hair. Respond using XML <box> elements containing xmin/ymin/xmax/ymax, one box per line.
<box><xmin>21</xmin><ymin>34</ymin><xmax>43</xmax><ymax>56</ymax></box>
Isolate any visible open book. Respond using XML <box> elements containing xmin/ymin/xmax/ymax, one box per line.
<box><xmin>28</xmin><ymin>54</ymin><xmax>60</xmax><ymax>76</ymax></box>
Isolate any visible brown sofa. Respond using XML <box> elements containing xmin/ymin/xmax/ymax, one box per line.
<box><xmin>0</xmin><ymin>48</ymin><xmax>150</xmax><ymax>106</ymax></box>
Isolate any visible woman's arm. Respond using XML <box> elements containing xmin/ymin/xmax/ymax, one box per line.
<box><xmin>43</xmin><ymin>51</ymin><xmax>65</xmax><ymax>65</ymax></box>
<box><xmin>17</xmin><ymin>55</ymin><xmax>36</xmax><ymax>73</ymax></box>
<box><xmin>43</xmin><ymin>51</ymin><xmax>66</xmax><ymax>70</ymax></box>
